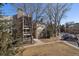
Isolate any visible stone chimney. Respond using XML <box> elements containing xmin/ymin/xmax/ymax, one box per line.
<box><xmin>17</xmin><ymin>8</ymin><xmax>26</xmax><ymax>18</ymax></box>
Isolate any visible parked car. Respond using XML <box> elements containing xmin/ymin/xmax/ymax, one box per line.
<box><xmin>60</xmin><ymin>33</ymin><xmax>79</xmax><ymax>47</ymax></box>
<box><xmin>60</xmin><ymin>33</ymin><xmax>70</xmax><ymax>40</ymax></box>
<box><xmin>60</xmin><ymin>33</ymin><xmax>78</xmax><ymax>41</ymax></box>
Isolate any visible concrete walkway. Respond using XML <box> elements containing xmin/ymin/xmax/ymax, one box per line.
<box><xmin>33</xmin><ymin>39</ymin><xmax>43</xmax><ymax>44</ymax></box>
<box><xmin>15</xmin><ymin>39</ymin><xmax>44</xmax><ymax>50</ymax></box>
<box><xmin>17</xmin><ymin>40</ymin><xmax>62</xmax><ymax>51</ymax></box>
<box><xmin>63</xmin><ymin>41</ymin><xmax>79</xmax><ymax>49</ymax></box>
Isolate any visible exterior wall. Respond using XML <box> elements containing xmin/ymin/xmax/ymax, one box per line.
<box><xmin>65</xmin><ymin>23</ymin><xmax>79</xmax><ymax>34</ymax></box>
<box><xmin>12</xmin><ymin>15</ymin><xmax>23</xmax><ymax>39</ymax></box>
<box><xmin>12</xmin><ymin>14</ymin><xmax>33</xmax><ymax>43</ymax></box>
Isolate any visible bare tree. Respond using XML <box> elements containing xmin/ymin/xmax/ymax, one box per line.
<box><xmin>11</xmin><ymin>3</ymin><xmax>71</xmax><ymax>37</ymax></box>
<box><xmin>11</xmin><ymin>3</ymin><xmax>47</xmax><ymax>22</ymax></box>
<box><xmin>45</xmin><ymin>3</ymin><xmax>71</xmax><ymax>37</ymax></box>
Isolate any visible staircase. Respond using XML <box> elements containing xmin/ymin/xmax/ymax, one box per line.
<box><xmin>22</xmin><ymin>15</ymin><xmax>33</xmax><ymax>43</ymax></box>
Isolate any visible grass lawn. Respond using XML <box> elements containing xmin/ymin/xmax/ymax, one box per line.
<box><xmin>18</xmin><ymin>41</ymin><xmax>79</xmax><ymax>56</ymax></box>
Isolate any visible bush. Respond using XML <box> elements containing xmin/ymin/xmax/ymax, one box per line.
<box><xmin>0</xmin><ymin>20</ymin><xmax>17</xmax><ymax>56</ymax></box>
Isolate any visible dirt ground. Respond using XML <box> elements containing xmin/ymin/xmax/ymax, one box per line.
<box><xmin>18</xmin><ymin>41</ymin><xmax>79</xmax><ymax>56</ymax></box>
<box><xmin>40</xmin><ymin>36</ymin><xmax>60</xmax><ymax>43</ymax></box>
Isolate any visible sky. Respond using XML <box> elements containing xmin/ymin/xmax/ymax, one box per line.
<box><xmin>61</xmin><ymin>3</ymin><xmax>79</xmax><ymax>24</ymax></box>
<box><xmin>1</xmin><ymin>3</ymin><xmax>79</xmax><ymax>24</ymax></box>
<box><xmin>1</xmin><ymin>4</ymin><xmax>17</xmax><ymax>16</ymax></box>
